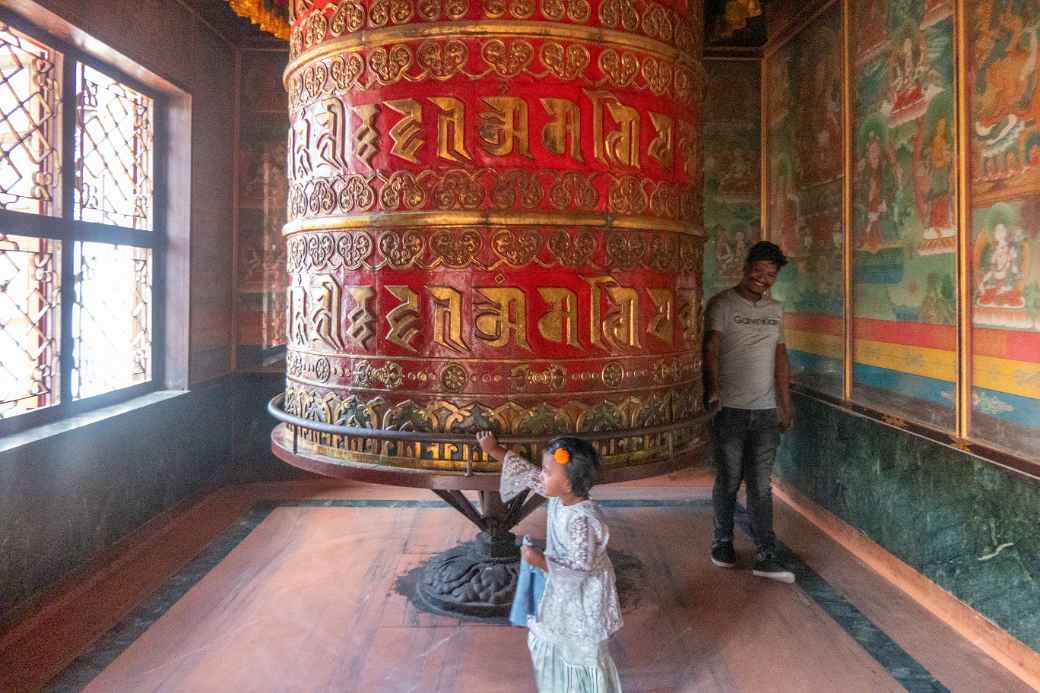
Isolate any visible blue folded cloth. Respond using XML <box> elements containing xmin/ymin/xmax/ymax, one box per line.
<box><xmin>510</xmin><ymin>557</ymin><xmax>546</xmax><ymax>627</ymax></box>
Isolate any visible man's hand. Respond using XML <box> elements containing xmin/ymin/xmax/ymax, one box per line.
<box><xmin>705</xmin><ymin>389</ymin><xmax>721</xmax><ymax>415</ymax></box>
<box><xmin>778</xmin><ymin>407</ymin><xmax>795</xmax><ymax>432</ymax></box>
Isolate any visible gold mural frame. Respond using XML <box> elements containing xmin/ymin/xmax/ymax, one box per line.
<box><xmin>954</xmin><ymin>0</ymin><xmax>971</xmax><ymax>441</ymax></box>
<box><xmin>840</xmin><ymin>0</ymin><xmax>852</xmax><ymax>400</ymax></box>
<box><xmin>757</xmin><ymin>0</ymin><xmax>1040</xmax><ymax>476</ymax></box>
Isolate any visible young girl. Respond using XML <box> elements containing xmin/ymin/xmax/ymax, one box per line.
<box><xmin>476</xmin><ymin>431</ymin><xmax>624</xmax><ymax>693</ymax></box>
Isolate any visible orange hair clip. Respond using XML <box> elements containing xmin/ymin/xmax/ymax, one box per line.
<box><xmin>553</xmin><ymin>448</ymin><xmax>571</xmax><ymax>464</ymax></box>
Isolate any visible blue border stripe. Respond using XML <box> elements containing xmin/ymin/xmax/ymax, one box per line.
<box><xmin>852</xmin><ymin>363</ymin><xmax>955</xmax><ymax>408</ymax></box>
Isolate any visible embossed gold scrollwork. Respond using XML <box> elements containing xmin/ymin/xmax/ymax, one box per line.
<box><xmin>641</xmin><ymin>56</ymin><xmax>671</xmax><ymax>96</ymax></box>
<box><xmin>491</xmin><ymin>228</ymin><xmax>542</xmax><ymax>267</ymax></box>
<box><xmin>309</xmin><ymin>179</ymin><xmax>338</xmax><ymax>215</ymax></box>
<box><xmin>640</xmin><ymin>3</ymin><xmax>672</xmax><ymax>42</ymax></box>
<box><xmin>607</xmin><ymin>175</ymin><xmax>648</xmax><ymax>215</ymax></box>
<box><xmin>288</xmin><ymin>39</ymin><xmax>687</xmax><ymax>101</ymax></box>
<box><xmin>539</xmin><ymin>42</ymin><xmax>591</xmax><ymax>81</ymax></box>
<box><xmin>379</xmin><ymin>170</ymin><xmax>428</xmax><ymax>210</ymax></box>
<box><xmin>548</xmin><ymin>171</ymin><xmax>599</xmax><ymax>211</ymax></box>
<box><xmin>430</xmin><ymin>169</ymin><xmax>485</xmax><ymax>209</ymax></box>
<box><xmin>605</xmin><ymin>232</ymin><xmax>645</xmax><ymax>270</ymax></box>
<box><xmin>337</xmin><ymin>231</ymin><xmax>375</xmax><ymax>269</ymax></box>
<box><xmin>416</xmin><ymin>39</ymin><xmax>469</xmax><ymax>80</ymax></box>
<box><xmin>598</xmin><ymin>48</ymin><xmax>639</xmax><ymax>88</ymax></box>
<box><xmin>547</xmin><ymin>229</ymin><xmax>596</xmax><ymax>267</ymax></box>
<box><xmin>329</xmin><ymin>0</ymin><xmax>366</xmax><ymax>35</ymax></box>
<box><xmin>539</xmin><ymin>0</ymin><xmax>590</xmax><ymax>22</ymax></box>
<box><xmin>305</xmin><ymin>11</ymin><xmax>329</xmax><ymax>48</ymax></box>
<box><xmin>338</xmin><ymin>174</ymin><xmax>377</xmax><ymax>212</ymax></box>
<box><xmin>329</xmin><ymin>54</ymin><xmax>365</xmax><ymax>90</ymax></box>
<box><xmin>490</xmin><ymin>169</ymin><xmax>544</xmax><ymax>210</ymax></box>
<box><xmin>597</xmin><ymin>0</ymin><xmax>638</xmax><ymax>32</ymax></box>
<box><xmin>480</xmin><ymin>39</ymin><xmax>535</xmax><ymax>78</ymax></box>
<box><xmin>440</xmin><ymin>363</ymin><xmax>469</xmax><ymax>393</ymax></box>
<box><xmin>368</xmin><ymin>44</ymin><xmax>414</xmax><ymax>86</ymax></box>
<box><xmin>482</xmin><ymin>0</ymin><xmax>534</xmax><ymax>19</ymax></box>
<box><xmin>430</xmin><ymin>229</ymin><xmax>484</xmax><ymax>268</ymax></box>
<box><xmin>378</xmin><ymin>230</ymin><xmax>425</xmax><ymax>268</ymax></box>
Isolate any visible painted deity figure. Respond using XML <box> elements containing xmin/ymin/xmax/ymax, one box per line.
<box><xmin>978</xmin><ymin>223</ymin><xmax>1025</xmax><ymax>307</ymax></box>
<box><xmin>857</xmin><ymin>0</ymin><xmax>888</xmax><ymax>60</ymax></box>
<box><xmin>857</xmin><ymin>130</ymin><xmax>899</xmax><ymax>251</ymax></box>
<box><xmin>720</xmin><ymin>149</ymin><xmax>753</xmax><ymax>196</ymax></box>
<box><xmin>923</xmin><ymin>117</ymin><xmax>954</xmax><ymax>239</ymax></box>
<box><xmin>890</xmin><ymin>36</ymin><xmax>926</xmax><ymax>112</ymax></box>
<box><xmin>974</xmin><ymin>5</ymin><xmax>1040</xmax><ymax>173</ymax></box>
<box><xmin>919</xmin><ymin>272</ymin><xmax>956</xmax><ymax>324</ymax></box>
<box><xmin>773</xmin><ymin>167</ymin><xmax>801</xmax><ymax>257</ymax></box>
<box><xmin>714</xmin><ymin>225</ymin><xmax>734</xmax><ymax>275</ymax></box>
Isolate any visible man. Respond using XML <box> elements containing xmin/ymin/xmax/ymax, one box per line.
<box><xmin>703</xmin><ymin>240</ymin><xmax>795</xmax><ymax>583</ymax></box>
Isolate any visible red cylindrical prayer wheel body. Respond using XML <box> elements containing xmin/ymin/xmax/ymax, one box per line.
<box><xmin>274</xmin><ymin>0</ymin><xmax>708</xmax><ymax>484</ymax></box>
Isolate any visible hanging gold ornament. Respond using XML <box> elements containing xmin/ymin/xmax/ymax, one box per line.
<box><xmin>227</xmin><ymin>0</ymin><xmax>291</xmax><ymax>40</ymax></box>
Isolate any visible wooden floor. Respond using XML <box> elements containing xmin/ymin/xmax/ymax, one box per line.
<box><xmin>0</xmin><ymin>471</ymin><xmax>1032</xmax><ymax>692</ymax></box>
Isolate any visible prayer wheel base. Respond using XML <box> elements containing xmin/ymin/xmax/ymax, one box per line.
<box><xmin>418</xmin><ymin>532</ymin><xmax>521</xmax><ymax>620</ymax></box>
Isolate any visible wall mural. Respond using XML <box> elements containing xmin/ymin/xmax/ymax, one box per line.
<box><xmin>850</xmin><ymin>0</ymin><xmax>957</xmax><ymax>429</ymax></box>
<box><xmin>969</xmin><ymin>0</ymin><xmax>1040</xmax><ymax>458</ymax></box>
<box><xmin>765</xmin><ymin>3</ymin><xmax>845</xmax><ymax>397</ymax></box>
<box><xmin>703</xmin><ymin>60</ymin><xmax>760</xmax><ymax>303</ymax></box>
<box><xmin>237</xmin><ymin>51</ymin><xmax>290</xmax><ymax>370</ymax></box>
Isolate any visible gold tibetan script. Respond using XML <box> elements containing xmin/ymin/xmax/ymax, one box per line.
<box><xmin>429</xmin><ymin>286</ymin><xmax>468</xmax><ymax>352</ymax></box>
<box><xmin>647</xmin><ymin>287</ymin><xmax>674</xmax><ymax>345</ymax></box>
<box><xmin>586</xmin><ymin>90</ymin><xmax>640</xmax><ymax>169</ymax></box>
<box><xmin>479</xmin><ymin>97</ymin><xmax>531</xmax><ymax>158</ymax></box>
<box><xmin>345</xmin><ymin>285</ymin><xmax>377</xmax><ymax>347</ymax></box>
<box><xmin>386</xmin><ymin>285</ymin><xmax>421</xmax><ymax>351</ymax></box>
<box><xmin>386</xmin><ymin>99</ymin><xmax>424</xmax><ymax>164</ymax></box>
<box><xmin>352</xmin><ymin>103</ymin><xmax>380</xmax><ymax>171</ymax></box>
<box><xmin>429</xmin><ymin>96</ymin><xmax>471</xmax><ymax>162</ymax></box>
<box><xmin>538</xmin><ymin>287</ymin><xmax>580</xmax><ymax>347</ymax></box>
<box><xmin>541</xmin><ymin>98</ymin><xmax>582</xmax><ymax>162</ymax></box>
<box><xmin>585</xmin><ymin>275</ymin><xmax>640</xmax><ymax>349</ymax></box>
<box><xmin>648</xmin><ymin>112</ymin><xmax>674</xmax><ymax>169</ymax></box>
<box><xmin>309</xmin><ymin>274</ymin><xmax>346</xmax><ymax>350</ymax></box>
<box><xmin>474</xmin><ymin>287</ymin><xmax>530</xmax><ymax>349</ymax></box>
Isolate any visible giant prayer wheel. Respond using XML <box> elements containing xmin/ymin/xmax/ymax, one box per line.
<box><xmin>268</xmin><ymin>0</ymin><xmax>709</xmax><ymax>616</ymax></box>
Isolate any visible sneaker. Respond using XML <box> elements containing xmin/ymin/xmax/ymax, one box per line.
<box><xmin>710</xmin><ymin>542</ymin><xmax>736</xmax><ymax>568</ymax></box>
<box><xmin>752</xmin><ymin>551</ymin><xmax>795</xmax><ymax>583</ymax></box>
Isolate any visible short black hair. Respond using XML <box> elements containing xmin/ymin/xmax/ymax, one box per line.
<box><xmin>746</xmin><ymin>240</ymin><xmax>788</xmax><ymax>268</ymax></box>
<box><xmin>545</xmin><ymin>436</ymin><xmax>601</xmax><ymax>498</ymax></box>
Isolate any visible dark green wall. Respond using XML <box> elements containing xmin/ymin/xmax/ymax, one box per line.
<box><xmin>777</xmin><ymin>392</ymin><xmax>1040</xmax><ymax>653</ymax></box>
<box><xmin>0</xmin><ymin>380</ymin><xmax>233</xmax><ymax>626</ymax></box>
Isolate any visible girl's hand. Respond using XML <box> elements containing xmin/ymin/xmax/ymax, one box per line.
<box><xmin>521</xmin><ymin>545</ymin><xmax>547</xmax><ymax>571</ymax></box>
<box><xmin>476</xmin><ymin>431</ymin><xmax>506</xmax><ymax>460</ymax></box>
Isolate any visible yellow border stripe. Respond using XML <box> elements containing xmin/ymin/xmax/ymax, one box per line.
<box><xmin>973</xmin><ymin>356</ymin><xmax>1040</xmax><ymax>400</ymax></box>
<box><xmin>853</xmin><ymin>340</ymin><xmax>955</xmax><ymax>382</ymax></box>
<box><xmin>786</xmin><ymin>329</ymin><xmax>844</xmax><ymax>360</ymax></box>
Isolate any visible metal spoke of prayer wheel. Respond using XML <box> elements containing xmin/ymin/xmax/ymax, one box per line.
<box><xmin>269</xmin><ymin>0</ymin><xmax>709</xmax><ymax>618</ymax></box>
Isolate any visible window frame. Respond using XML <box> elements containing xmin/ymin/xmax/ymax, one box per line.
<box><xmin>0</xmin><ymin>12</ymin><xmax>166</xmax><ymax>437</ymax></box>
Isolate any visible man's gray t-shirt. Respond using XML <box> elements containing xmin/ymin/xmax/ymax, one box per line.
<box><xmin>705</xmin><ymin>288</ymin><xmax>785</xmax><ymax>410</ymax></box>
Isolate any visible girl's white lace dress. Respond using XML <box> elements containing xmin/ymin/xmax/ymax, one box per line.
<box><xmin>500</xmin><ymin>451</ymin><xmax>624</xmax><ymax>692</ymax></box>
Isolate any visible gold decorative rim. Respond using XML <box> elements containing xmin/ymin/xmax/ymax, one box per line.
<box><xmin>282</xmin><ymin>209</ymin><xmax>703</xmax><ymax>236</ymax></box>
<box><xmin>283</xmin><ymin>20</ymin><xmax>693</xmax><ymax>84</ymax></box>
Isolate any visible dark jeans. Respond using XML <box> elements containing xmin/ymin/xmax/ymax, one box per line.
<box><xmin>711</xmin><ymin>407</ymin><xmax>781</xmax><ymax>554</ymax></box>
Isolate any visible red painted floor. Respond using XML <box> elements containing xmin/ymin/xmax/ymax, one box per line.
<box><xmin>0</xmin><ymin>472</ymin><xmax>1031</xmax><ymax>692</ymax></box>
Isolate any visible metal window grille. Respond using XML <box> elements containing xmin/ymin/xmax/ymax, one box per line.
<box><xmin>0</xmin><ymin>17</ymin><xmax>163</xmax><ymax>434</ymax></box>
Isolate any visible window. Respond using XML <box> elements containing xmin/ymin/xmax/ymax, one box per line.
<box><xmin>0</xmin><ymin>19</ymin><xmax>162</xmax><ymax>434</ymax></box>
